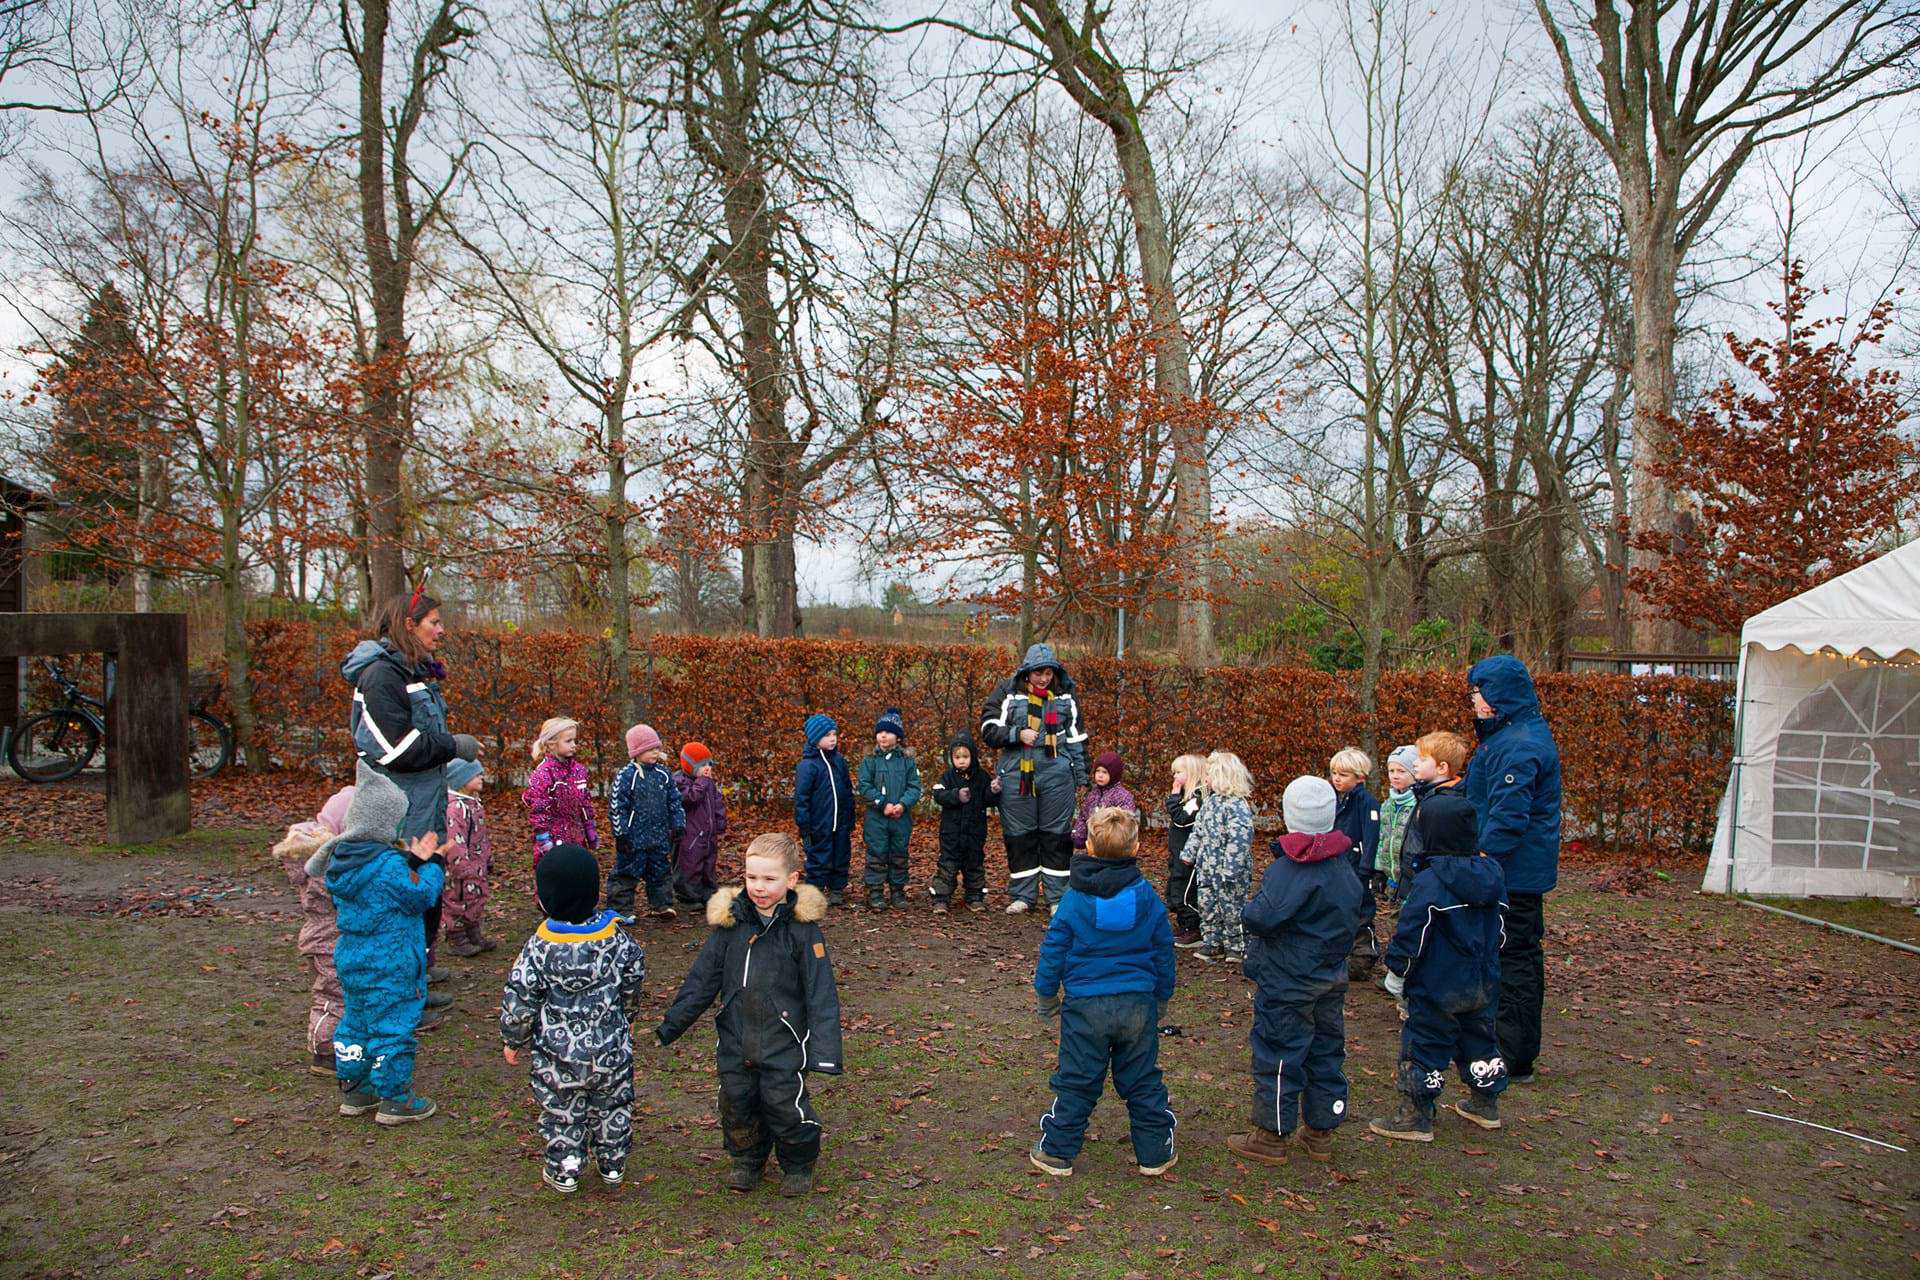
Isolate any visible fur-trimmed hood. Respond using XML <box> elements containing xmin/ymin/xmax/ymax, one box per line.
<box><xmin>705</xmin><ymin>882</ymin><xmax>827</xmax><ymax>927</ymax></box>
<box><xmin>274</xmin><ymin>821</ymin><xmax>335</xmax><ymax>865</ymax></box>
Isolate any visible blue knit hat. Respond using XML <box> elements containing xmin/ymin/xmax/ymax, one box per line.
<box><xmin>874</xmin><ymin>706</ymin><xmax>905</xmax><ymax>740</ymax></box>
<box><xmin>445</xmin><ymin>758</ymin><xmax>483</xmax><ymax>791</ymax></box>
<box><xmin>804</xmin><ymin>713</ymin><xmax>837</xmax><ymax>748</ymax></box>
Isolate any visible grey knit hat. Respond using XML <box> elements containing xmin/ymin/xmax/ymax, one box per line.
<box><xmin>305</xmin><ymin>764</ymin><xmax>409</xmax><ymax>876</ymax></box>
<box><xmin>1282</xmin><ymin>775</ymin><xmax>1338</xmax><ymax>836</ymax></box>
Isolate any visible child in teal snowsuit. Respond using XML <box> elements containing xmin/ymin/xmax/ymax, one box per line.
<box><xmin>858</xmin><ymin>707</ymin><xmax>921</xmax><ymax>909</ymax></box>
<box><xmin>310</xmin><ymin>767</ymin><xmax>446</xmax><ymax>1125</ymax></box>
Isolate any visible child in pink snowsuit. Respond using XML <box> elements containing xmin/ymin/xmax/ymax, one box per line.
<box><xmin>442</xmin><ymin>758</ymin><xmax>496</xmax><ymax>956</ymax></box>
<box><xmin>277</xmin><ymin>785</ymin><xmax>355</xmax><ymax>1076</ymax></box>
<box><xmin>524</xmin><ymin>717</ymin><xmax>597</xmax><ymax>866</ymax></box>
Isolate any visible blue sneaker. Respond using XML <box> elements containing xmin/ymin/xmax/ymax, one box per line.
<box><xmin>374</xmin><ymin>1095</ymin><xmax>437</xmax><ymax>1126</ymax></box>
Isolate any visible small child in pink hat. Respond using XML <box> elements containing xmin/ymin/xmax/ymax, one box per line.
<box><xmin>607</xmin><ymin>723</ymin><xmax>685</xmax><ymax>923</ymax></box>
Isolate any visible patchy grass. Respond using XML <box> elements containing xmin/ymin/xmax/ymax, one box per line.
<box><xmin>0</xmin><ymin>809</ymin><xmax>1915</xmax><ymax>1279</ymax></box>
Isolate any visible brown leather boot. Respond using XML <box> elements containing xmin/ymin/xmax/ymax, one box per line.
<box><xmin>1295</xmin><ymin>1126</ymin><xmax>1334</xmax><ymax>1162</ymax></box>
<box><xmin>1225</xmin><ymin>1126</ymin><xmax>1290</xmax><ymax>1165</ymax></box>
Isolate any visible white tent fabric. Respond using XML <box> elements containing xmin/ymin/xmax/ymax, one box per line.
<box><xmin>1704</xmin><ymin>541</ymin><xmax>1920</xmax><ymax>898</ymax></box>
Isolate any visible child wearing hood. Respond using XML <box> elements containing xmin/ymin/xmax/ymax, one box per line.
<box><xmin>928</xmin><ymin>731</ymin><xmax>998</xmax><ymax>913</ymax></box>
<box><xmin>858</xmin><ymin>707</ymin><xmax>922</xmax><ymax>910</ymax></box>
<box><xmin>1071</xmin><ymin>751</ymin><xmax>1138</xmax><ymax>850</ymax></box>
<box><xmin>441</xmin><ymin>758</ymin><xmax>497</xmax><ymax>957</ymax></box>
<box><xmin>501</xmin><ymin>842</ymin><xmax>649</xmax><ymax>1195</ymax></box>
<box><xmin>673</xmin><ymin>742</ymin><xmax>730</xmax><ymax>906</ymax></box>
<box><xmin>1227</xmin><ymin>776</ymin><xmax>1366</xmax><ymax>1166</ymax></box>
<box><xmin>1029</xmin><ymin>806</ymin><xmax>1177</xmax><ymax>1179</ymax></box>
<box><xmin>277</xmin><ymin>784</ymin><xmax>355</xmax><ymax>1076</ymax></box>
<box><xmin>309</xmin><ymin>767</ymin><xmax>445</xmax><ymax>1125</ymax></box>
<box><xmin>1369</xmin><ymin>788</ymin><xmax>1510</xmax><ymax>1142</ymax></box>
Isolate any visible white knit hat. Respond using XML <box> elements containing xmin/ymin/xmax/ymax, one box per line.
<box><xmin>1282</xmin><ymin>775</ymin><xmax>1338</xmax><ymax>835</ymax></box>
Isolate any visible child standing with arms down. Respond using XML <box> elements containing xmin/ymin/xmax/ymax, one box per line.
<box><xmin>1329</xmin><ymin>748</ymin><xmax>1382</xmax><ymax>978</ymax></box>
<box><xmin>501</xmin><ymin>842</ymin><xmax>648</xmax><ymax>1194</ymax></box>
<box><xmin>656</xmin><ymin>833</ymin><xmax>843</xmax><ymax>1198</ymax></box>
<box><xmin>1163</xmin><ymin>754</ymin><xmax>1207</xmax><ymax>947</ymax></box>
<box><xmin>673</xmin><ymin>742</ymin><xmax>729</xmax><ymax>907</ymax></box>
<box><xmin>1030</xmin><ymin>806</ymin><xmax>1178</xmax><ymax>1178</ymax></box>
<box><xmin>1373</xmin><ymin>745</ymin><xmax>1420</xmax><ymax>903</ymax></box>
<box><xmin>795</xmin><ymin>714</ymin><xmax>856</xmax><ymax>907</ymax></box>
<box><xmin>441</xmin><ymin>759</ymin><xmax>497</xmax><ymax>956</ymax></box>
<box><xmin>1229</xmin><ymin>776</ymin><xmax>1366</xmax><ymax>1165</ymax></box>
<box><xmin>858</xmin><ymin>708</ymin><xmax>922</xmax><ymax>910</ymax></box>
<box><xmin>1071</xmin><ymin>751</ymin><xmax>1137</xmax><ymax>850</ymax></box>
<box><xmin>928</xmin><ymin>731</ymin><xmax>997</xmax><ymax>912</ymax></box>
<box><xmin>277</xmin><ymin>784</ymin><xmax>355</xmax><ymax>1075</ymax></box>
<box><xmin>609</xmin><ymin>724</ymin><xmax>686</xmax><ymax>922</ymax></box>
<box><xmin>524</xmin><ymin>718</ymin><xmax>597</xmax><ymax>868</ymax></box>
<box><xmin>1184</xmin><ymin>751</ymin><xmax>1257</xmax><ymax>964</ymax></box>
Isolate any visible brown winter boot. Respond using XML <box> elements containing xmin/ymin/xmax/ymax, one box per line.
<box><xmin>1225</xmin><ymin>1126</ymin><xmax>1290</xmax><ymax>1165</ymax></box>
<box><xmin>1295</xmin><ymin>1126</ymin><xmax>1334</xmax><ymax>1162</ymax></box>
<box><xmin>446</xmin><ymin>933</ymin><xmax>485</xmax><ymax>959</ymax></box>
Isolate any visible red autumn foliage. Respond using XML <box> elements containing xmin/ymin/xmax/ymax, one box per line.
<box><xmin>1630</xmin><ymin>260</ymin><xmax>1919</xmax><ymax>636</ymax></box>
<box><xmin>244</xmin><ymin>622</ymin><xmax>1731</xmax><ymax>852</ymax></box>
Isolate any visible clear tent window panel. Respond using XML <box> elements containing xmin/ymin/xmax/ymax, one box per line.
<box><xmin>1770</xmin><ymin>666</ymin><xmax>1920</xmax><ymax>874</ymax></box>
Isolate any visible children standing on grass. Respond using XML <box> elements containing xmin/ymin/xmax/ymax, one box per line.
<box><xmin>1370</xmin><ymin>775</ymin><xmax>1509</xmax><ymax>1142</ymax></box>
<box><xmin>608</xmin><ymin>724</ymin><xmax>686</xmax><ymax>922</ymax></box>
<box><xmin>501</xmin><ymin>842</ymin><xmax>648</xmax><ymax>1194</ymax></box>
<box><xmin>440</xmin><ymin>759</ymin><xmax>496</xmax><ymax>956</ymax></box>
<box><xmin>656</xmin><ymin>833</ymin><xmax>843</xmax><ymax>1198</ymax></box>
<box><xmin>1072</xmin><ymin>751</ymin><xmax>1137</xmax><ymax>850</ymax></box>
<box><xmin>929</xmin><ymin>731</ymin><xmax>997</xmax><ymax>913</ymax></box>
<box><xmin>673</xmin><ymin>742</ymin><xmax>729</xmax><ymax>906</ymax></box>
<box><xmin>795</xmin><ymin>714</ymin><xmax>857</xmax><ymax>907</ymax></box>
<box><xmin>858</xmin><ymin>708</ymin><xmax>922</xmax><ymax>910</ymax></box>
<box><xmin>1375</xmin><ymin>745</ymin><xmax>1419</xmax><ymax>903</ymax></box>
<box><xmin>277</xmin><ymin>784</ymin><xmax>355</xmax><ymax>1076</ymax></box>
<box><xmin>1185</xmin><ymin>751</ymin><xmax>1257</xmax><ymax>964</ymax></box>
<box><xmin>1229</xmin><ymin>776</ymin><xmax>1366</xmax><ymax>1165</ymax></box>
<box><xmin>524</xmin><ymin>718</ymin><xmax>596</xmax><ymax>867</ymax></box>
<box><xmin>1030</xmin><ymin>806</ymin><xmax>1178</xmax><ymax>1179</ymax></box>
<box><xmin>1163</xmin><ymin>754</ymin><xmax>1207</xmax><ymax>947</ymax></box>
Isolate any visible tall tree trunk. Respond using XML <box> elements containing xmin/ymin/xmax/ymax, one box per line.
<box><xmin>604</xmin><ymin>400</ymin><xmax>635</xmax><ymax>719</ymax></box>
<box><xmin>1624</xmin><ymin>208</ymin><xmax>1679</xmax><ymax>650</ymax></box>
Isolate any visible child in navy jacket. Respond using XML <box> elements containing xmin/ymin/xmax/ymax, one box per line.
<box><xmin>1031</xmin><ymin>806</ymin><xmax>1177</xmax><ymax>1179</ymax></box>
<box><xmin>794</xmin><ymin>713</ymin><xmax>856</xmax><ymax>905</ymax></box>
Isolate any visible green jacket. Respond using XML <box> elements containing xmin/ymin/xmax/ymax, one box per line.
<box><xmin>858</xmin><ymin>747</ymin><xmax>922</xmax><ymax>825</ymax></box>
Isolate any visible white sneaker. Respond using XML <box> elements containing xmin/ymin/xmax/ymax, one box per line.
<box><xmin>1005</xmin><ymin>900</ymin><xmax>1031</xmax><ymax>915</ymax></box>
<box><xmin>1138</xmin><ymin>1152</ymin><xmax>1178</xmax><ymax>1177</ymax></box>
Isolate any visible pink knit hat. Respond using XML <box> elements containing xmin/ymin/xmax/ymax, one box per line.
<box><xmin>625</xmin><ymin>723</ymin><xmax>662</xmax><ymax>759</ymax></box>
<box><xmin>316</xmin><ymin>785</ymin><xmax>355</xmax><ymax>836</ymax></box>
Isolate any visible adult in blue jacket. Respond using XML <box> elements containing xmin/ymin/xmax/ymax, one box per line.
<box><xmin>1032</xmin><ymin>822</ymin><xmax>1178</xmax><ymax>1177</ymax></box>
<box><xmin>794</xmin><ymin>714</ymin><xmax>856</xmax><ymax>905</ymax></box>
<box><xmin>1464</xmin><ymin>655</ymin><xmax>1562</xmax><ymax>1082</ymax></box>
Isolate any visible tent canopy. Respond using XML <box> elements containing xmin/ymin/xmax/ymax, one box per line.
<box><xmin>1740</xmin><ymin>539</ymin><xmax>1920</xmax><ymax>660</ymax></box>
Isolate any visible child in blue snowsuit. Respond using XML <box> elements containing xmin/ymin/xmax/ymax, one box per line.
<box><xmin>1229</xmin><ymin>776</ymin><xmax>1366</xmax><ymax>1166</ymax></box>
<box><xmin>1030</xmin><ymin>805</ymin><xmax>1177</xmax><ymax>1178</ymax></box>
<box><xmin>608</xmin><ymin>723</ymin><xmax>685</xmax><ymax>921</ymax></box>
<box><xmin>858</xmin><ymin>707</ymin><xmax>922</xmax><ymax>909</ymax></box>
<box><xmin>310</xmin><ymin>767</ymin><xmax>445</xmax><ymax>1125</ymax></box>
<box><xmin>1369</xmin><ymin>794</ymin><xmax>1510</xmax><ymax>1142</ymax></box>
<box><xmin>795</xmin><ymin>713</ymin><xmax>856</xmax><ymax>906</ymax></box>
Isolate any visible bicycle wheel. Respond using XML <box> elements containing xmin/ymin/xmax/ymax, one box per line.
<box><xmin>8</xmin><ymin>710</ymin><xmax>102</xmax><ymax>783</ymax></box>
<box><xmin>189</xmin><ymin>710</ymin><xmax>233</xmax><ymax>779</ymax></box>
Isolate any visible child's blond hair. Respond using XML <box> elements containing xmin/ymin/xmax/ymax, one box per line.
<box><xmin>530</xmin><ymin>717</ymin><xmax>579</xmax><ymax>763</ymax></box>
<box><xmin>1329</xmin><ymin>747</ymin><xmax>1373</xmax><ymax>778</ymax></box>
<box><xmin>1204</xmin><ymin>750</ymin><xmax>1254</xmax><ymax>800</ymax></box>
<box><xmin>1087</xmin><ymin>806</ymin><xmax>1141</xmax><ymax>858</ymax></box>
<box><xmin>1171</xmin><ymin>752</ymin><xmax>1208</xmax><ymax>799</ymax></box>
<box><xmin>1416</xmin><ymin>730</ymin><xmax>1471</xmax><ymax>777</ymax></box>
<box><xmin>745</xmin><ymin>831</ymin><xmax>804</xmax><ymax>875</ymax></box>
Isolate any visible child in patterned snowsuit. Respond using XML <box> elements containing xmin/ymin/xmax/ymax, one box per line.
<box><xmin>674</xmin><ymin>742</ymin><xmax>729</xmax><ymax>906</ymax></box>
<box><xmin>501</xmin><ymin>842</ymin><xmax>648</xmax><ymax>1194</ymax></box>
<box><xmin>1184</xmin><ymin>751</ymin><xmax>1256</xmax><ymax>963</ymax></box>
<box><xmin>277</xmin><ymin>785</ymin><xmax>355</xmax><ymax>1075</ymax></box>
<box><xmin>656</xmin><ymin>833</ymin><xmax>843</xmax><ymax>1199</ymax></box>
<box><xmin>1071</xmin><ymin>751</ymin><xmax>1137</xmax><ymax>850</ymax></box>
<box><xmin>1228</xmin><ymin>775</ymin><xmax>1366</xmax><ymax>1166</ymax></box>
<box><xmin>608</xmin><ymin>723</ymin><xmax>685</xmax><ymax>920</ymax></box>
<box><xmin>524</xmin><ymin>717</ymin><xmax>597</xmax><ymax>866</ymax></box>
<box><xmin>441</xmin><ymin>759</ymin><xmax>496</xmax><ymax>956</ymax></box>
<box><xmin>311</xmin><ymin>767</ymin><xmax>445</xmax><ymax>1125</ymax></box>
<box><xmin>858</xmin><ymin>707</ymin><xmax>922</xmax><ymax>909</ymax></box>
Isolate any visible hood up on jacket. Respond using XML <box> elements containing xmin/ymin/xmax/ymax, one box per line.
<box><xmin>1014</xmin><ymin>642</ymin><xmax>1075</xmax><ymax>692</ymax></box>
<box><xmin>1272</xmin><ymin>830</ymin><xmax>1354</xmax><ymax>864</ymax></box>
<box><xmin>1469</xmin><ymin>654</ymin><xmax>1541</xmax><ymax>731</ymax></box>
<box><xmin>706</xmin><ymin>883</ymin><xmax>828</xmax><ymax>927</ymax></box>
<box><xmin>948</xmin><ymin>730</ymin><xmax>979</xmax><ymax>769</ymax></box>
<box><xmin>1426</xmin><ymin>852</ymin><xmax>1507</xmax><ymax>907</ymax></box>
<box><xmin>305</xmin><ymin>764</ymin><xmax>408</xmax><ymax>877</ymax></box>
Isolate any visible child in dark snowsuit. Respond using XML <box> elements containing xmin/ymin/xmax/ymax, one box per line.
<box><xmin>929</xmin><ymin>731</ymin><xmax>997</xmax><ymax>911</ymax></box>
<box><xmin>1164</xmin><ymin>754</ymin><xmax>1207</xmax><ymax>945</ymax></box>
<box><xmin>1330</xmin><ymin>748</ymin><xmax>1382</xmax><ymax>980</ymax></box>
<box><xmin>1370</xmin><ymin>797</ymin><xmax>1510</xmax><ymax>1142</ymax></box>
<box><xmin>858</xmin><ymin>707</ymin><xmax>922</xmax><ymax>909</ymax></box>
<box><xmin>795</xmin><ymin>714</ymin><xmax>856</xmax><ymax>906</ymax></box>
<box><xmin>609</xmin><ymin>723</ymin><xmax>685</xmax><ymax>921</ymax></box>
<box><xmin>501</xmin><ymin>843</ymin><xmax>648</xmax><ymax>1194</ymax></box>
<box><xmin>1030</xmin><ymin>805</ymin><xmax>1178</xmax><ymax>1178</ymax></box>
<box><xmin>656</xmin><ymin>833</ymin><xmax>843</xmax><ymax>1198</ymax></box>
<box><xmin>1228</xmin><ymin>776</ymin><xmax>1366</xmax><ymax>1166</ymax></box>
<box><xmin>1071</xmin><ymin>751</ymin><xmax>1138</xmax><ymax>849</ymax></box>
<box><xmin>311</xmin><ymin>767</ymin><xmax>445</xmax><ymax>1125</ymax></box>
<box><xmin>673</xmin><ymin>742</ymin><xmax>729</xmax><ymax>906</ymax></box>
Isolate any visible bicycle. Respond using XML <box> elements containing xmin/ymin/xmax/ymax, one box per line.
<box><xmin>6</xmin><ymin>658</ymin><xmax>234</xmax><ymax>783</ymax></box>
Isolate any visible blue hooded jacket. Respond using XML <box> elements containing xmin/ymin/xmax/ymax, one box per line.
<box><xmin>326</xmin><ymin>837</ymin><xmax>444</xmax><ymax>992</ymax></box>
<box><xmin>1035</xmin><ymin>855</ymin><xmax>1176</xmax><ymax>1004</ymax></box>
<box><xmin>1385</xmin><ymin>854</ymin><xmax>1507</xmax><ymax>1012</ymax></box>
<box><xmin>1242</xmin><ymin>831</ymin><xmax>1367</xmax><ymax>1003</ymax></box>
<box><xmin>1464</xmin><ymin>655</ymin><xmax>1563</xmax><ymax>894</ymax></box>
<box><xmin>794</xmin><ymin>733</ymin><xmax>855</xmax><ymax>839</ymax></box>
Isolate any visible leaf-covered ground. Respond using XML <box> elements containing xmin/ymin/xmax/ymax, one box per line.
<box><xmin>0</xmin><ymin>777</ymin><xmax>1914</xmax><ymax>1279</ymax></box>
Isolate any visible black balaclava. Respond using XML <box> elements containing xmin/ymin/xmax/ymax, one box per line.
<box><xmin>536</xmin><ymin>842</ymin><xmax>601</xmax><ymax>923</ymax></box>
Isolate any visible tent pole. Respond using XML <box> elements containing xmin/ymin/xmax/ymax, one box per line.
<box><xmin>1737</xmin><ymin>897</ymin><xmax>1920</xmax><ymax>957</ymax></box>
<box><xmin>1724</xmin><ymin>644</ymin><xmax>1750</xmax><ymax>896</ymax></box>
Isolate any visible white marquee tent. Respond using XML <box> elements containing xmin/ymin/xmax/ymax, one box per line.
<box><xmin>1704</xmin><ymin>540</ymin><xmax>1920</xmax><ymax>898</ymax></box>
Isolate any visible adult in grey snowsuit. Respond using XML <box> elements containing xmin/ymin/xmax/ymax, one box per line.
<box><xmin>979</xmin><ymin>643</ymin><xmax>1089</xmax><ymax>909</ymax></box>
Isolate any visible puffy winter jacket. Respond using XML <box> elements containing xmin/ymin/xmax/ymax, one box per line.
<box><xmin>794</xmin><ymin>746</ymin><xmax>854</xmax><ymax>838</ymax></box>
<box><xmin>1334</xmin><ymin>785</ymin><xmax>1381</xmax><ymax>872</ymax></box>
<box><xmin>1241</xmin><ymin>831</ymin><xmax>1367</xmax><ymax>1003</ymax></box>
<box><xmin>979</xmin><ymin>643</ymin><xmax>1090</xmax><ymax>807</ymax></box>
<box><xmin>325</xmin><ymin>838</ymin><xmax>444</xmax><ymax>994</ymax></box>
<box><xmin>1465</xmin><ymin>656</ymin><xmax>1563</xmax><ymax>894</ymax></box>
<box><xmin>1072</xmin><ymin>780</ymin><xmax>1138</xmax><ymax>850</ymax></box>
<box><xmin>609</xmin><ymin>760</ymin><xmax>683</xmax><ymax>857</ymax></box>
<box><xmin>930</xmin><ymin>733</ymin><xmax>996</xmax><ymax>845</ymax></box>
<box><xmin>526</xmin><ymin>755</ymin><xmax>598</xmax><ymax>850</ymax></box>
<box><xmin>1400</xmin><ymin>779</ymin><xmax>1477</xmax><ymax>880</ymax></box>
<box><xmin>1386</xmin><ymin>854</ymin><xmax>1507</xmax><ymax>1013</ymax></box>
<box><xmin>500</xmin><ymin>909</ymin><xmax>647</xmax><ymax>1070</ymax></box>
<box><xmin>675</xmin><ymin>772</ymin><xmax>728</xmax><ymax>873</ymax></box>
<box><xmin>341</xmin><ymin>639</ymin><xmax>459</xmax><ymax>839</ymax></box>
<box><xmin>1035</xmin><ymin>855</ymin><xmax>1176</xmax><ymax>1005</ymax></box>
<box><xmin>857</xmin><ymin>746</ymin><xmax>922</xmax><ymax>816</ymax></box>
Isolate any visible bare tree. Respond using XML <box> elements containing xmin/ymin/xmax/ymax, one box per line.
<box><xmin>1533</xmin><ymin>0</ymin><xmax>1920</xmax><ymax>646</ymax></box>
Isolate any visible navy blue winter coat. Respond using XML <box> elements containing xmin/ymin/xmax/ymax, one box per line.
<box><xmin>1464</xmin><ymin>656</ymin><xmax>1563</xmax><ymax>894</ymax></box>
<box><xmin>1385</xmin><ymin>854</ymin><xmax>1507</xmax><ymax>1013</ymax></box>
<box><xmin>1333</xmin><ymin>785</ymin><xmax>1380</xmax><ymax>872</ymax></box>
<box><xmin>1242</xmin><ymin>832</ymin><xmax>1367</xmax><ymax>1003</ymax></box>
<box><xmin>1035</xmin><ymin>855</ymin><xmax>1176</xmax><ymax>1005</ymax></box>
<box><xmin>609</xmin><ymin>760</ymin><xmax>685</xmax><ymax>859</ymax></box>
<box><xmin>794</xmin><ymin>745</ymin><xmax>854</xmax><ymax>839</ymax></box>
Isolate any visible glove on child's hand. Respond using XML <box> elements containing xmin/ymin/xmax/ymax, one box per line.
<box><xmin>535</xmin><ymin>831</ymin><xmax>554</xmax><ymax>852</ymax></box>
<box><xmin>1036</xmin><ymin>993</ymin><xmax>1061</xmax><ymax>1022</ymax></box>
<box><xmin>1382</xmin><ymin>970</ymin><xmax>1405</xmax><ymax>998</ymax></box>
<box><xmin>989</xmin><ymin>776</ymin><xmax>1002</xmax><ymax>794</ymax></box>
